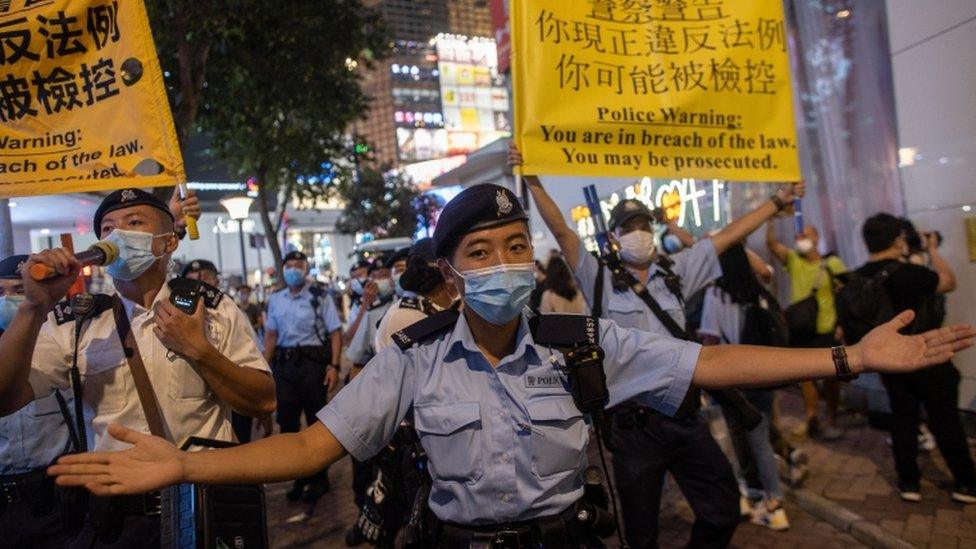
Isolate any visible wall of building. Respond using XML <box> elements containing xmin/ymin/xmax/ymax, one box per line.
<box><xmin>886</xmin><ymin>0</ymin><xmax>976</xmax><ymax>410</ymax></box>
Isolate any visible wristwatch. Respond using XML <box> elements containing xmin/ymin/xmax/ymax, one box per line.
<box><xmin>769</xmin><ymin>193</ymin><xmax>787</xmax><ymax>211</ymax></box>
<box><xmin>831</xmin><ymin>346</ymin><xmax>858</xmax><ymax>382</ymax></box>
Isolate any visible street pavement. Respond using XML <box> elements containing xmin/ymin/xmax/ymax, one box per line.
<box><xmin>263</xmin><ymin>387</ymin><xmax>976</xmax><ymax>548</ymax></box>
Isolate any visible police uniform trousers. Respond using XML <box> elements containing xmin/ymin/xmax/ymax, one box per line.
<box><xmin>0</xmin><ymin>468</ymin><xmax>81</xmax><ymax>549</ymax></box>
<box><xmin>67</xmin><ymin>495</ymin><xmax>161</xmax><ymax>549</ymax></box>
<box><xmin>273</xmin><ymin>346</ymin><xmax>331</xmax><ymax>488</ymax></box>
<box><xmin>610</xmin><ymin>406</ymin><xmax>739</xmax><ymax>548</ymax></box>
<box><xmin>881</xmin><ymin>362</ymin><xmax>976</xmax><ymax>489</ymax></box>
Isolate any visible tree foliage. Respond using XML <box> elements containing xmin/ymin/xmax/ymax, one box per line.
<box><xmin>147</xmin><ymin>0</ymin><xmax>389</xmax><ymax>266</ymax></box>
<box><xmin>336</xmin><ymin>168</ymin><xmax>421</xmax><ymax>239</ymax></box>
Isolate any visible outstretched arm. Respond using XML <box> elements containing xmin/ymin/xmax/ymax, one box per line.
<box><xmin>693</xmin><ymin>311</ymin><xmax>974</xmax><ymax>389</ymax></box>
<box><xmin>49</xmin><ymin>422</ymin><xmax>344</xmax><ymax>496</ymax></box>
<box><xmin>710</xmin><ymin>182</ymin><xmax>804</xmax><ymax>255</ymax></box>
<box><xmin>510</xmin><ymin>143</ymin><xmax>582</xmax><ymax>270</ymax></box>
<box><xmin>765</xmin><ymin>220</ymin><xmax>790</xmax><ymax>264</ymax></box>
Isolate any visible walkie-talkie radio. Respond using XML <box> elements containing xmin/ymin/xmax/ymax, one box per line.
<box><xmin>170</xmin><ymin>277</ymin><xmax>203</xmax><ymax>314</ymax></box>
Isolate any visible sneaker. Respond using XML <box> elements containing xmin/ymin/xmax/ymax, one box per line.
<box><xmin>918</xmin><ymin>426</ymin><xmax>936</xmax><ymax>452</ymax></box>
<box><xmin>951</xmin><ymin>486</ymin><xmax>976</xmax><ymax>504</ymax></box>
<box><xmin>899</xmin><ymin>483</ymin><xmax>922</xmax><ymax>502</ymax></box>
<box><xmin>789</xmin><ymin>448</ymin><xmax>809</xmax><ymax>467</ymax></box>
<box><xmin>740</xmin><ymin>496</ymin><xmax>754</xmax><ymax>520</ymax></box>
<box><xmin>750</xmin><ymin>504</ymin><xmax>790</xmax><ymax>531</ymax></box>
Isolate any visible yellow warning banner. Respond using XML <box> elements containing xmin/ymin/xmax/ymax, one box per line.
<box><xmin>512</xmin><ymin>0</ymin><xmax>800</xmax><ymax>181</ymax></box>
<box><xmin>0</xmin><ymin>0</ymin><xmax>184</xmax><ymax>198</ymax></box>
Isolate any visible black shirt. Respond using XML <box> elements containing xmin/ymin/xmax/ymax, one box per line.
<box><xmin>858</xmin><ymin>259</ymin><xmax>940</xmax><ymax>331</ymax></box>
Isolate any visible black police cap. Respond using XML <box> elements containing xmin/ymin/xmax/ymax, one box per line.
<box><xmin>349</xmin><ymin>260</ymin><xmax>370</xmax><ymax>273</ymax></box>
<box><xmin>385</xmin><ymin>247</ymin><xmax>410</xmax><ymax>269</ymax></box>
<box><xmin>181</xmin><ymin>259</ymin><xmax>219</xmax><ymax>278</ymax></box>
<box><xmin>608</xmin><ymin>199</ymin><xmax>654</xmax><ymax>231</ymax></box>
<box><xmin>433</xmin><ymin>184</ymin><xmax>528</xmax><ymax>258</ymax></box>
<box><xmin>93</xmin><ymin>188</ymin><xmax>175</xmax><ymax>237</ymax></box>
<box><xmin>283</xmin><ymin>251</ymin><xmax>308</xmax><ymax>264</ymax></box>
<box><xmin>0</xmin><ymin>254</ymin><xmax>28</xmax><ymax>280</ymax></box>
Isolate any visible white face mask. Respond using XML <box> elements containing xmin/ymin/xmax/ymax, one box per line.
<box><xmin>795</xmin><ymin>238</ymin><xmax>815</xmax><ymax>255</ymax></box>
<box><xmin>617</xmin><ymin>230</ymin><xmax>655</xmax><ymax>265</ymax></box>
<box><xmin>102</xmin><ymin>229</ymin><xmax>171</xmax><ymax>281</ymax></box>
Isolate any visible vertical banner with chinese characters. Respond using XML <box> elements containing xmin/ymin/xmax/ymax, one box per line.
<box><xmin>512</xmin><ymin>0</ymin><xmax>800</xmax><ymax>181</ymax></box>
<box><xmin>0</xmin><ymin>0</ymin><xmax>184</xmax><ymax>198</ymax></box>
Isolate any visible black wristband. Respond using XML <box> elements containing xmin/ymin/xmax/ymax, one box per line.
<box><xmin>831</xmin><ymin>346</ymin><xmax>858</xmax><ymax>382</ymax></box>
<box><xmin>769</xmin><ymin>194</ymin><xmax>787</xmax><ymax>211</ymax></box>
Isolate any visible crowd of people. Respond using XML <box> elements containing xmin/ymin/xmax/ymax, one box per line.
<box><xmin>0</xmin><ymin>152</ymin><xmax>974</xmax><ymax>549</ymax></box>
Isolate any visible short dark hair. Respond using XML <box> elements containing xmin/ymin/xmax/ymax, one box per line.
<box><xmin>862</xmin><ymin>213</ymin><xmax>904</xmax><ymax>253</ymax></box>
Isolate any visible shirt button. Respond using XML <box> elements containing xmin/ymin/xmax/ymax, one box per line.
<box><xmin>501</xmin><ymin>494</ymin><xmax>511</xmax><ymax>503</ymax></box>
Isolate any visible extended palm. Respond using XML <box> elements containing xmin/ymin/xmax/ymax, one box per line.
<box><xmin>858</xmin><ymin>311</ymin><xmax>975</xmax><ymax>374</ymax></box>
<box><xmin>48</xmin><ymin>424</ymin><xmax>184</xmax><ymax>496</ymax></box>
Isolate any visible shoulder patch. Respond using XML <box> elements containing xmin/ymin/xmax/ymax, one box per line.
<box><xmin>52</xmin><ymin>294</ymin><xmax>113</xmax><ymax>325</ymax></box>
<box><xmin>399</xmin><ymin>296</ymin><xmax>422</xmax><ymax>311</ymax></box>
<box><xmin>169</xmin><ymin>277</ymin><xmax>224</xmax><ymax>308</ymax></box>
<box><xmin>529</xmin><ymin>313</ymin><xmax>600</xmax><ymax>347</ymax></box>
<box><xmin>392</xmin><ymin>309</ymin><xmax>460</xmax><ymax>351</ymax></box>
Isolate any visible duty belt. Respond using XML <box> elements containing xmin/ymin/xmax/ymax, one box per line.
<box><xmin>275</xmin><ymin>345</ymin><xmax>328</xmax><ymax>362</ymax></box>
<box><xmin>438</xmin><ymin>503</ymin><xmax>582</xmax><ymax>548</ymax></box>
<box><xmin>0</xmin><ymin>468</ymin><xmax>54</xmax><ymax>509</ymax></box>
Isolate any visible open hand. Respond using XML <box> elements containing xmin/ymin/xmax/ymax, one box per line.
<box><xmin>855</xmin><ymin>310</ymin><xmax>975</xmax><ymax>374</ymax></box>
<box><xmin>153</xmin><ymin>299</ymin><xmax>213</xmax><ymax>362</ymax></box>
<box><xmin>48</xmin><ymin>424</ymin><xmax>184</xmax><ymax>496</ymax></box>
<box><xmin>22</xmin><ymin>249</ymin><xmax>81</xmax><ymax>313</ymax></box>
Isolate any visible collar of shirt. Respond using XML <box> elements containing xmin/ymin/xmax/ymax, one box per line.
<box><xmin>282</xmin><ymin>283</ymin><xmax>312</xmax><ymax>301</ymax></box>
<box><xmin>119</xmin><ymin>281</ymin><xmax>171</xmax><ymax>321</ymax></box>
<box><xmin>444</xmin><ymin>311</ymin><xmax>541</xmax><ymax>370</ymax></box>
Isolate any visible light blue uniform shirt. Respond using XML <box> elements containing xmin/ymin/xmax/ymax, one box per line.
<box><xmin>345</xmin><ymin>299</ymin><xmax>393</xmax><ymax>365</ymax></box>
<box><xmin>265</xmin><ymin>283</ymin><xmax>342</xmax><ymax>347</ymax></box>
<box><xmin>574</xmin><ymin>239</ymin><xmax>721</xmax><ymax>333</ymax></box>
<box><xmin>317</xmin><ymin>311</ymin><xmax>700</xmax><ymax>524</ymax></box>
<box><xmin>1</xmin><ymin>391</ymin><xmax>76</xmax><ymax>475</ymax></box>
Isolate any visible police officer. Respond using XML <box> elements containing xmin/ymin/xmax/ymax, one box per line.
<box><xmin>0</xmin><ymin>188</ymin><xmax>275</xmax><ymax>547</ymax></box>
<box><xmin>0</xmin><ymin>255</ymin><xmax>84</xmax><ymax>549</ymax></box>
<box><xmin>264</xmin><ymin>250</ymin><xmax>342</xmax><ymax>503</ymax></box>
<box><xmin>374</xmin><ymin>238</ymin><xmax>457</xmax><ymax>352</ymax></box>
<box><xmin>387</xmin><ymin>247</ymin><xmax>410</xmax><ymax>298</ymax></box>
<box><xmin>344</xmin><ymin>257</ymin><xmax>397</xmax><ymax>545</ymax></box>
<box><xmin>49</xmin><ymin>183</ymin><xmax>976</xmax><ymax>549</ymax></box>
<box><xmin>344</xmin><ymin>260</ymin><xmax>373</xmax><ymax>346</ymax></box>
<box><xmin>515</xmin><ymin>142</ymin><xmax>807</xmax><ymax>547</ymax></box>
<box><xmin>181</xmin><ymin>259</ymin><xmax>221</xmax><ymax>288</ymax></box>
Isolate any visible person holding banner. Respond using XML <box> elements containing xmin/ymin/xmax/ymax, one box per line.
<box><xmin>511</xmin><ymin>143</ymin><xmax>806</xmax><ymax>547</ymax></box>
<box><xmin>0</xmin><ymin>189</ymin><xmax>274</xmax><ymax>547</ymax></box>
<box><xmin>41</xmin><ymin>184</ymin><xmax>976</xmax><ymax>549</ymax></box>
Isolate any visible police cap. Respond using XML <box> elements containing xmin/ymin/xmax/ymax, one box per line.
<box><xmin>181</xmin><ymin>259</ymin><xmax>219</xmax><ymax>278</ymax></box>
<box><xmin>283</xmin><ymin>251</ymin><xmax>308</xmax><ymax>264</ymax></box>
<box><xmin>385</xmin><ymin>247</ymin><xmax>410</xmax><ymax>269</ymax></box>
<box><xmin>93</xmin><ymin>188</ymin><xmax>174</xmax><ymax>237</ymax></box>
<box><xmin>0</xmin><ymin>255</ymin><xmax>28</xmax><ymax>280</ymax></box>
<box><xmin>433</xmin><ymin>184</ymin><xmax>528</xmax><ymax>258</ymax></box>
<box><xmin>608</xmin><ymin>199</ymin><xmax>654</xmax><ymax>231</ymax></box>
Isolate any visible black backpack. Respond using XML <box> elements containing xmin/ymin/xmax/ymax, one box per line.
<box><xmin>835</xmin><ymin>262</ymin><xmax>905</xmax><ymax>344</ymax></box>
<box><xmin>739</xmin><ymin>288</ymin><xmax>790</xmax><ymax>347</ymax></box>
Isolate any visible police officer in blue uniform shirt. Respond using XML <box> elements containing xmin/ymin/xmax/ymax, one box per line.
<box><xmin>48</xmin><ymin>185</ymin><xmax>976</xmax><ymax>548</ymax></box>
<box><xmin>264</xmin><ymin>250</ymin><xmax>343</xmax><ymax>503</ymax></box>
<box><xmin>516</xmin><ymin>140</ymin><xmax>807</xmax><ymax>547</ymax></box>
<box><xmin>0</xmin><ymin>255</ymin><xmax>83</xmax><ymax>548</ymax></box>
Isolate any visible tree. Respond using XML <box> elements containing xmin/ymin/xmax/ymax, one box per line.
<box><xmin>336</xmin><ymin>168</ymin><xmax>421</xmax><ymax>239</ymax></box>
<box><xmin>148</xmin><ymin>1</ymin><xmax>389</xmax><ymax>266</ymax></box>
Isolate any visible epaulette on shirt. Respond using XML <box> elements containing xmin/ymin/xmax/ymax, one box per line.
<box><xmin>392</xmin><ymin>309</ymin><xmax>460</xmax><ymax>351</ymax></box>
<box><xmin>52</xmin><ymin>294</ymin><xmax>113</xmax><ymax>325</ymax></box>
<box><xmin>529</xmin><ymin>312</ymin><xmax>600</xmax><ymax>348</ymax></box>
<box><xmin>399</xmin><ymin>296</ymin><xmax>437</xmax><ymax>316</ymax></box>
<box><xmin>168</xmin><ymin>277</ymin><xmax>224</xmax><ymax>308</ymax></box>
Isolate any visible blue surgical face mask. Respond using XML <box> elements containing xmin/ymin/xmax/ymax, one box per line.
<box><xmin>375</xmin><ymin>278</ymin><xmax>394</xmax><ymax>299</ymax></box>
<box><xmin>283</xmin><ymin>267</ymin><xmax>306</xmax><ymax>288</ymax></box>
<box><xmin>452</xmin><ymin>262</ymin><xmax>536</xmax><ymax>325</ymax></box>
<box><xmin>0</xmin><ymin>295</ymin><xmax>25</xmax><ymax>330</ymax></box>
<box><xmin>662</xmin><ymin>233</ymin><xmax>684</xmax><ymax>254</ymax></box>
<box><xmin>103</xmin><ymin>229</ymin><xmax>171</xmax><ymax>282</ymax></box>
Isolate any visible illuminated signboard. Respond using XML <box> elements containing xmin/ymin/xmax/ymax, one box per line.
<box><xmin>435</xmin><ymin>34</ymin><xmax>510</xmax><ymax>156</ymax></box>
<box><xmin>572</xmin><ymin>177</ymin><xmax>730</xmax><ymax>253</ymax></box>
<box><xmin>397</xmin><ymin>128</ymin><xmax>450</xmax><ymax>163</ymax></box>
